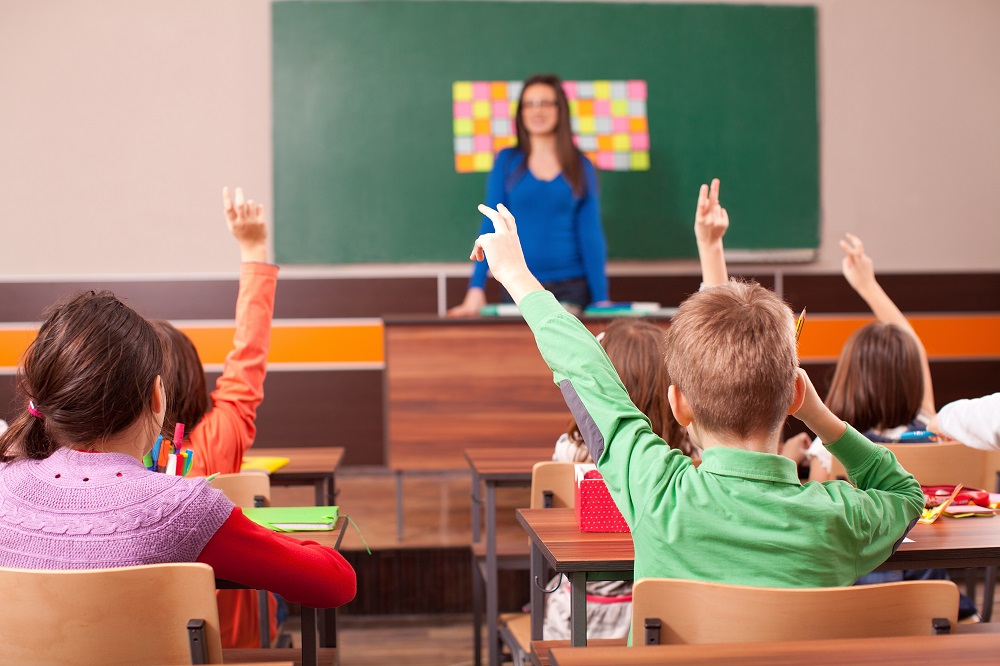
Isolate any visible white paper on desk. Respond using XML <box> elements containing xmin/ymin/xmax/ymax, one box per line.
<box><xmin>903</xmin><ymin>537</ymin><xmax>914</xmax><ymax>543</ymax></box>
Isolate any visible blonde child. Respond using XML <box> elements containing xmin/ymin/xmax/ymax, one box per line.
<box><xmin>470</xmin><ymin>202</ymin><xmax>922</xmax><ymax>602</ymax></box>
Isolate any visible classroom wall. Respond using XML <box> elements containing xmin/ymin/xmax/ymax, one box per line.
<box><xmin>1</xmin><ymin>0</ymin><xmax>998</xmax><ymax>277</ymax></box>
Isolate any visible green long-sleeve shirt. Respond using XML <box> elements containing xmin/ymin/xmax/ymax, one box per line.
<box><xmin>521</xmin><ymin>290</ymin><xmax>924</xmax><ymax>587</ymax></box>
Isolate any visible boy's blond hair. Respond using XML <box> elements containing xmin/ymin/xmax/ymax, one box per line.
<box><xmin>665</xmin><ymin>280</ymin><xmax>797</xmax><ymax>439</ymax></box>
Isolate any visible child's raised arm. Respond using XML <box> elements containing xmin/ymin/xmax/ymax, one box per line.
<box><xmin>694</xmin><ymin>178</ymin><xmax>729</xmax><ymax>287</ymax></box>
<box><xmin>840</xmin><ymin>234</ymin><xmax>935</xmax><ymax>417</ymax></box>
<box><xmin>223</xmin><ymin>186</ymin><xmax>269</xmax><ymax>263</ymax></box>
<box><xmin>471</xmin><ymin>203</ymin><xmax>543</xmax><ymax>303</ymax></box>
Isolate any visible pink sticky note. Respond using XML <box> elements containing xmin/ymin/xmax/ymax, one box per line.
<box><xmin>562</xmin><ymin>80</ymin><xmax>577</xmax><ymax>100</ymax></box>
<box><xmin>594</xmin><ymin>99</ymin><xmax>611</xmax><ymax>116</ymax></box>
<box><xmin>474</xmin><ymin>134</ymin><xmax>492</xmax><ymax>152</ymax></box>
<box><xmin>627</xmin><ymin>80</ymin><xmax>647</xmax><ymax>100</ymax></box>
<box><xmin>453</xmin><ymin>101</ymin><xmax>471</xmax><ymax>118</ymax></box>
<box><xmin>492</xmin><ymin>100</ymin><xmax>509</xmax><ymax>118</ymax></box>
<box><xmin>613</xmin><ymin>117</ymin><xmax>629</xmax><ymax>133</ymax></box>
<box><xmin>596</xmin><ymin>152</ymin><xmax>616</xmax><ymax>170</ymax></box>
<box><xmin>631</xmin><ymin>133</ymin><xmax>650</xmax><ymax>151</ymax></box>
<box><xmin>472</xmin><ymin>81</ymin><xmax>490</xmax><ymax>100</ymax></box>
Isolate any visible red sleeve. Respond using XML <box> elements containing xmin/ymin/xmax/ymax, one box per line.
<box><xmin>188</xmin><ymin>262</ymin><xmax>278</xmax><ymax>477</ymax></box>
<box><xmin>197</xmin><ymin>507</ymin><xmax>356</xmax><ymax>609</ymax></box>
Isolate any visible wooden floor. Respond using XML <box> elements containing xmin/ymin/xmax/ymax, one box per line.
<box><xmin>270</xmin><ymin>468</ymin><xmax>1000</xmax><ymax>665</ymax></box>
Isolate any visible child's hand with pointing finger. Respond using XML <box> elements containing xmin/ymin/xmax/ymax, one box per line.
<box><xmin>471</xmin><ymin>203</ymin><xmax>543</xmax><ymax>305</ymax></box>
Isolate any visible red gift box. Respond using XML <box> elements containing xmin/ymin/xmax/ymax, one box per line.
<box><xmin>574</xmin><ymin>466</ymin><xmax>630</xmax><ymax>533</ymax></box>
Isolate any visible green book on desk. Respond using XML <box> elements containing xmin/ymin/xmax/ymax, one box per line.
<box><xmin>242</xmin><ymin>506</ymin><xmax>339</xmax><ymax>531</ymax></box>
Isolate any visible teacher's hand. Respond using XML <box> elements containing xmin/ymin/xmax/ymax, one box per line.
<box><xmin>447</xmin><ymin>288</ymin><xmax>487</xmax><ymax>318</ymax></box>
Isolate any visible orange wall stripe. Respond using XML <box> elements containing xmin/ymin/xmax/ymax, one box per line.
<box><xmin>2</xmin><ymin>315</ymin><xmax>998</xmax><ymax>369</ymax></box>
<box><xmin>0</xmin><ymin>322</ymin><xmax>384</xmax><ymax>368</ymax></box>
<box><xmin>797</xmin><ymin>315</ymin><xmax>1000</xmax><ymax>362</ymax></box>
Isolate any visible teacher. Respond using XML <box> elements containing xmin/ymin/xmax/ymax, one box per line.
<box><xmin>448</xmin><ymin>73</ymin><xmax>609</xmax><ymax>316</ymax></box>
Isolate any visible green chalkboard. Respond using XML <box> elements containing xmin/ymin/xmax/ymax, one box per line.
<box><xmin>273</xmin><ymin>1</ymin><xmax>819</xmax><ymax>263</ymax></box>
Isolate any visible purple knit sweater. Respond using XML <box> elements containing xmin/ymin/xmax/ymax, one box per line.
<box><xmin>0</xmin><ymin>447</ymin><xmax>234</xmax><ymax>569</ymax></box>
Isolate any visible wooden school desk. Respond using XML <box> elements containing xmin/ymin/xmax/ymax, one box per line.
<box><xmin>248</xmin><ymin>446</ymin><xmax>344</xmax><ymax>506</ymax></box>
<box><xmin>465</xmin><ymin>446</ymin><xmax>554</xmax><ymax>666</ymax></box>
<box><xmin>545</xmin><ymin>632</ymin><xmax>1000</xmax><ymax>665</ymax></box>
<box><xmin>516</xmin><ymin>508</ymin><xmax>1000</xmax><ymax>647</ymax></box>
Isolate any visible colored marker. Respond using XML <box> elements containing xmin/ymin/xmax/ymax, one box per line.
<box><xmin>205</xmin><ymin>472</ymin><xmax>221</xmax><ymax>483</ymax></box>
<box><xmin>173</xmin><ymin>422</ymin><xmax>185</xmax><ymax>447</ymax></box>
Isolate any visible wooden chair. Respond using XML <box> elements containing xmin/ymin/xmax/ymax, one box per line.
<box><xmin>0</xmin><ymin>563</ymin><xmax>223</xmax><ymax>665</ymax></box>
<box><xmin>210</xmin><ymin>472</ymin><xmax>280</xmax><ymax>647</ymax></box>
<box><xmin>494</xmin><ymin>461</ymin><xmax>577</xmax><ymax>666</ymax></box>
<box><xmin>632</xmin><ymin>578</ymin><xmax>959</xmax><ymax>646</ymax></box>
<box><xmin>883</xmin><ymin>442</ymin><xmax>995</xmax><ymax>621</ymax></box>
<box><xmin>210</xmin><ymin>472</ymin><xmax>271</xmax><ymax>508</ymax></box>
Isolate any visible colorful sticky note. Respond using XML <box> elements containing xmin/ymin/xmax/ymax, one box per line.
<box><xmin>453</xmin><ymin>81</ymin><xmax>473</xmax><ymax>101</ymax></box>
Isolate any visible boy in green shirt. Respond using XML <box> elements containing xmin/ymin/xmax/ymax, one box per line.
<box><xmin>471</xmin><ymin>202</ymin><xmax>924</xmax><ymax>589</ymax></box>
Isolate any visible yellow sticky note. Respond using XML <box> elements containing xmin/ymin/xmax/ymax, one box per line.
<box><xmin>630</xmin><ymin>151</ymin><xmax>650</xmax><ymax>170</ymax></box>
<box><xmin>453</xmin><ymin>118</ymin><xmax>473</xmax><ymax>136</ymax></box>
<box><xmin>473</xmin><ymin>153</ymin><xmax>494</xmax><ymax>172</ymax></box>
<box><xmin>472</xmin><ymin>100</ymin><xmax>491</xmax><ymax>119</ymax></box>
<box><xmin>578</xmin><ymin>116</ymin><xmax>595</xmax><ymax>134</ymax></box>
<box><xmin>612</xmin><ymin>99</ymin><xmax>629</xmax><ymax>117</ymax></box>
<box><xmin>568</xmin><ymin>99</ymin><xmax>579</xmax><ymax>116</ymax></box>
<box><xmin>453</xmin><ymin>81</ymin><xmax>473</xmax><ymax>101</ymax></box>
<box><xmin>612</xmin><ymin>134</ymin><xmax>630</xmax><ymax>151</ymax></box>
<box><xmin>594</xmin><ymin>81</ymin><xmax>611</xmax><ymax>99</ymax></box>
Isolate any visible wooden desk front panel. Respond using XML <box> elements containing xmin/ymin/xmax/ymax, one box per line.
<box><xmin>386</xmin><ymin>320</ymin><xmax>671</xmax><ymax>469</ymax></box>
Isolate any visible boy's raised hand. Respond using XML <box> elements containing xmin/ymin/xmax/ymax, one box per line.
<box><xmin>223</xmin><ymin>186</ymin><xmax>268</xmax><ymax>263</ymax></box>
<box><xmin>471</xmin><ymin>203</ymin><xmax>542</xmax><ymax>305</ymax></box>
<box><xmin>839</xmin><ymin>233</ymin><xmax>876</xmax><ymax>294</ymax></box>
<box><xmin>694</xmin><ymin>178</ymin><xmax>729</xmax><ymax>247</ymax></box>
<box><xmin>790</xmin><ymin>367</ymin><xmax>847</xmax><ymax>444</ymax></box>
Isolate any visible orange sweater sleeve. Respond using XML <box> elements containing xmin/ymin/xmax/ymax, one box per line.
<box><xmin>189</xmin><ymin>262</ymin><xmax>278</xmax><ymax>477</ymax></box>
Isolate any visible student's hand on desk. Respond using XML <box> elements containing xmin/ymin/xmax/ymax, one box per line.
<box><xmin>472</xmin><ymin>203</ymin><xmax>542</xmax><ymax>304</ymax></box>
<box><xmin>839</xmin><ymin>233</ymin><xmax>876</xmax><ymax>294</ymax></box>
<box><xmin>447</xmin><ymin>288</ymin><xmax>487</xmax><ymax>318</ymax></box>
<box><xmin>224</xmin><ymin>186</ymin><xmax>268</xmax><ymax>263</ymax></box>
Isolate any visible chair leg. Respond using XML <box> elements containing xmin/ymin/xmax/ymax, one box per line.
<box><xmin>472</xmin><ymin>553</ymin><xmax>483</xmax><ymax>666</ymax></box>
<box><xmin>965</xmin><ymin>567</ymin><xmax>978</xmax><ymax>606</ymax></box>
<box><xmin>258</xmin><ymin>589</ymin><xmax>270</xmax><ymax>648</ymax></box>
<box><xmin>982</xmin><ymin>566</ymin><xmax>996</xmax><ymax>622</ymax></box>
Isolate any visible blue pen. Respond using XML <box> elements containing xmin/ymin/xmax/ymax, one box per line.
<box><xmin>896</xmin><ymin>430</ymin><xmax>938</xmax><ymax>442</ymax></box>
<box><xmin>150</xmin><ymin>434</ymin><xmax>164</xmax><ymax>472</ymax></box>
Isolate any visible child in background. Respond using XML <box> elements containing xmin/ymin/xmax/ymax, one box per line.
<box><xmin>0</xmin><ymin>292</ymin><xmax>356</xmax><ymax>610</ymax></box>
<box><xmin>806</xmin><ymin>234</ymin><xmax>936</xmax><ymax>477</ymax></box>
<box><xmin>551</xmin><ymin>177</ymin><xmax>731</xmax><ymax>467</ymax></box>
<box><xmin>151</xmin><ymin>187</ymin><xmax>280</xmax><ymax>648</ymax></box>
<box><xmin>471</xmin><ymin>201</ymin><xmax>922</xmax><ymax>601</ymax></box>
<box><xmin>153</xmin><ymin>186</ymin><xmax>275</xmax><ymax>478</ymax></box>
<box><xmin>804</xmin><ymin>235</ymin><xmax>977</xmax><ymax>617</ymax></box>
<box><xmin>929</xmin><ymin>393</ymin><xmax>1000</xmax><ymax>451</ymax></box>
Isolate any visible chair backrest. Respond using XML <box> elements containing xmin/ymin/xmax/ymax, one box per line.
<box><xmin>884</xmin><ymin>442</ymin><xmax>989</xmax><ymax>489</ymax></box>
<box><xmin>631</xmin><ymin>578</ymin><xmax>958</xmax><ymax>645</ymax></box>
<box><xmin>0</xmin><ymin>563</ymin><xmax>223</xmax><ymax>665</ymax></box>
<box><xmin>210</xmin><ymin>472</ymin><xmax>271</xmax><ymax>507</ymax></box>
<box><xmin>530</xmin><ymin>462</ymin><xmax>577</xmax><ymax>509</ymax></box>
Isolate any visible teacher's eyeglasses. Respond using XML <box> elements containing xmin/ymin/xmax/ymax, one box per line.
<box><xmin>522</xmin><ymin>99</ymin><xmax>558</xmax><ymax>109</ymax></box>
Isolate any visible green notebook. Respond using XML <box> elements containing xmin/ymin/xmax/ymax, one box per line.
<box><xmin>242</xmin><ymin>506</ymin><xmax>339</xmax><ymax>532</ymax></box>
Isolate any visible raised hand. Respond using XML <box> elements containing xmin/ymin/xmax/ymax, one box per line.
<box><xmin>694</xmin><ymin>178</ymin><xmax>729</xmax><ymax>247</ymax></box>
<box><xmin>694</xmin><ymin>178</ymin><xmax>729</xmax><ymax>287</ymax></box>
<box><xmin>223</xmin><ymin>186</ymin><xmax>268</xmax><ymax>263</ymax></box>
<box><xmin>839</xmin><ymin>233</ymin><xmax>875</xmax><ymax>294</ymax></box>
<box><xmin>470</xmin><ymin>203</ymin><xmax>542</xmax><ymax>304</ymax></box>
